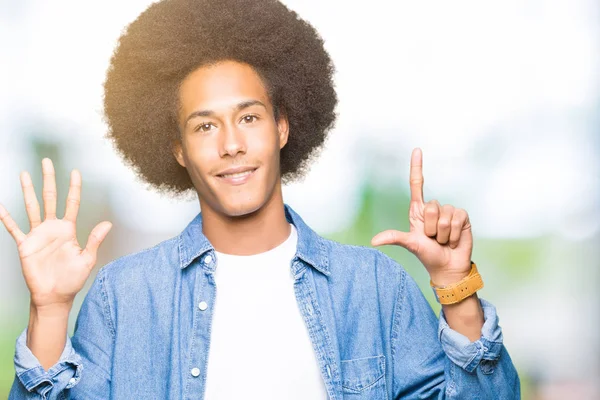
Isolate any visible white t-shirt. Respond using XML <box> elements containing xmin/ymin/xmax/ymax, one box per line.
<box><xmin>203</xmin><ymin>224</ymin><xmax>329</xmax><ymax>399</ymax></box>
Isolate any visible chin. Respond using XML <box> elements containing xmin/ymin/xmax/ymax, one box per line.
<box><xmin>199</xmin><ymin>169</ymin><xmax>278</xmax><ymax>218</ymax></box>
<box><xmin>217</xmin><ymin>196</ymin><xmax>266</xmax><ymax>218</ymax></box>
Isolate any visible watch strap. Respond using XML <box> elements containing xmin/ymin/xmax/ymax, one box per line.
<box><xmin>430</xmin><ymin>261</ymin><xmax>484</xmax><ymax>305</ymax></box>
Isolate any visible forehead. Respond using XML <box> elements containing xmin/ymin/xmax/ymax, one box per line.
<box><xmin>178</xmin><ymin>60</ymin><xmax>271</xmax><ymax>114</ymax></box>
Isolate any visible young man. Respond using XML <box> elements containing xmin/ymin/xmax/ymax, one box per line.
<box><xmin>3</xmin><ymin>0</ymin><xmax>520</xmax><ymax>398</ymax></box>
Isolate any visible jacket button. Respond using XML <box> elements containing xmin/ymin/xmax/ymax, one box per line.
<box><xmin>204</xmin><ymin>255</ymin><xmax>213</xmax><ymax>264</ymax></box>
<box><xmin>191</xmin><ymin>367</ymin><xmax>200</xmax><ymax>377</ymax></box>
<box><xmin>198</xmin><ymin>301</ymin><xmax>208</xmax><ymax>311</ymax></box>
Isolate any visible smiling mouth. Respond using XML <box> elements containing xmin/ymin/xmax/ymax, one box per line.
<box><xmin>216</xmin><ymin>168</ymin><xmax>258</xmax><ymax>185</ymax></box>
<box><xmin>217</xmin><ymin>169</ymin><xmax>256</xmax><ymax>178</ymax></box>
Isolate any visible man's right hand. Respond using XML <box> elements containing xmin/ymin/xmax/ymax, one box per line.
<box><xmin>0</xmin><ymin>158</ymin><xmax>112</xmax><ymax>312</ymax></box>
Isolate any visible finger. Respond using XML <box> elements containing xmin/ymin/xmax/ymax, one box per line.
<box><xmin>81</xmin><ymin>222</ymin><xmax>112</xmax><ymax>269</ymax></box>
<box><xmin>436</xmin><ymin>204</ymin><xmax>454</xmax><ymax>245</ymax></box>
<box><xmin>424</xmin><ymin>200</ymin><xmax>440</xmax><ymax>237</ymax></box>
<box><xmin>64</xmin><ymin>170</ymin><xmax>82</xmax><ymax>223</ymax></box>
<box><xmin>449</xmin><ymin>208</ymin><xmax>467</xmax><ymax>249</ymax></box>
<box><xmin>20</xmin><ymin>171</ymin><xmax>42</xmax><ymax>229</ymax></box>
<box><xmin>0</xmin><ymin>203</ymin><xmax>26</xmax><ymax>245</ymax></box>
<box><xmin>42</xmin><ymin>158</ymin><xmax>58</xmax><ymax>220</ymax></box>
<box><xmin>409</xmin><ymin>148</ymin><xmax>425</xmax><ymax>205</ymax></box>
<box><xmin>371</xmin><ymin>229</ymin><xmax>417</xmax><ymax>253</ymax></box>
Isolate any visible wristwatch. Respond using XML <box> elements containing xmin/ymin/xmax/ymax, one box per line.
<box><xmin>430</xmin><ymin>261</ymin><xmax>484</xmax><ymax>305</ymax></box>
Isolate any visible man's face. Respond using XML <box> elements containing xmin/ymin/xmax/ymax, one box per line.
<box><xmin>173</xmin><ymin>60</ymin><xmax>289</xmax><ymax>217</ymax></box>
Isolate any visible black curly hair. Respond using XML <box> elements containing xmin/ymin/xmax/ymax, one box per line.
<box><xmin>102</xmin><ymin>0</ymin><xmax>338</xmax><ymax>198</ymax></box>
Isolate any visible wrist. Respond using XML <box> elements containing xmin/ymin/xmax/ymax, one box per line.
<box><xmin>429</xmin><ymin>270</ymin><xmax>471</xmax><ymax>287</ymax></box>
<box><xmin>430</xmin><ymin>261</ymin><xmax>484</xmax><ymax>305</ymax></box>
<box><xmin>440</xmin><ymin>293</ymin><xmax>485</xmax><ymax>342</ymax></box>
<box><xmin>441</xmin><ymin>292</ymin><xmax>480</xmax><ymax>313</ymax></box>
<box><xmin>30</xmin><ymin>299</ymin><xmax>72</xmax><ymax>319</ymax></box>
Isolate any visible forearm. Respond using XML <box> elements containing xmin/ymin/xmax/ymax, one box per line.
<box><xmin>441</xmin><ymin>293</ymin><xmax>484</xmax><ymax>342</ymax></box>
<box><xmin>27</xmin><ymin>300</ymin><xmax>71</xmax><ymax>371</ymax></box>
<box><xmin>438</xmin><ymin>297</ymin><xmax>520</xmax><ymax>399</ymax></box>
<box><xmin>11</xmin><ymin>272</ymin><xmax>113</xmax><ymax>399</ymax></box>
<box><xmin>430</xmin><ymin>264</ymin><xmax>485</xmax><ymax>342</ymax></box>
<box><xmin>393</xmin><ymin>268</ymin><xmax>520</xmax><ymax>399</ymax></box>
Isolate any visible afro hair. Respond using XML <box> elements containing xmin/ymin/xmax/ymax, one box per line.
<box><xmin>102</xmin><ymin>0</ymin><xmax>338</xmax><ymax>198</ymax></box>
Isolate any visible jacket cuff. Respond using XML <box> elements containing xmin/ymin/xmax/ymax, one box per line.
<box><xmin>14</xmin><ymin>327</ymin><xmax>83</xmax><ymax>395</ymax></box>
<box><xmin>438</xmin><ymin>298</ymin><xmax>504</xmax><ymax>373</ymax></box>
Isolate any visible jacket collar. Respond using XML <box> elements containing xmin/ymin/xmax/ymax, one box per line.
<box><xmin>177</xmin><ymin>203</ymin><xmax>330</xmax><ymax>276</ymax></box>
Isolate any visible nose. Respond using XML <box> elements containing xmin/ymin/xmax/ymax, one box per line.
<box><xmin>219</xmin><ymin>124</ymin><xmax>246</xmax><ymax>158</ymax></box>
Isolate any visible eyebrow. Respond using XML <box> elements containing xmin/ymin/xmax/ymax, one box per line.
<box><xmin>184</xmin><ymin>100</ymin><xmax>267</xmax><ymax>125</ymax></box>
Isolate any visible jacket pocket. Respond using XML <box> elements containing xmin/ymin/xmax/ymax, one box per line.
<box><xmin>340</xmin><ymin>354</ymin><xmax>387</xmax><ymax>399</ymax></box>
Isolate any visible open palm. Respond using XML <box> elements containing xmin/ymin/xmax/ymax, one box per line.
<box><xmin>0</xmin><ymin>159</ymin><xmax>112</xmax><ymax>309</ymax></box>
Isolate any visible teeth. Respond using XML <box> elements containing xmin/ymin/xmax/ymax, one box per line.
<box><xmin>221</xmin><ymin>170</ymin><xmax>253</xmax><ymax>178</ymax></box>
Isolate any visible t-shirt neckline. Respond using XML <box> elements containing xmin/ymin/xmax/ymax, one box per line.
<box><xmin>214</xmin><ymin>223</ymin><xmax>297</xmax><ymax>262</ymax></box>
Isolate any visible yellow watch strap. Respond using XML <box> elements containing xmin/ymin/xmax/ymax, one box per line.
<box><xmin>430</xmin><ymin>262</ymin><xmax>484</xmax><ymax>305</ymax></box>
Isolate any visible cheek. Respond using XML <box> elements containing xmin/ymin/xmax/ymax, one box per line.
<box><xmin>183</xmin><ymin>140</ymin><xmax>215</xmax><ymax>176</ymax></box>
<box><xmin>250</xmin><ymin>129</ymin><xmax>280</xmax><ymax>157</ymax></box>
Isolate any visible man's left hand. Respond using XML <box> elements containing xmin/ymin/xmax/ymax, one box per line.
<box><xmin>371</xmin><ymin>148</ymin><xmax>473</xmax><ymax>286</ymax></box>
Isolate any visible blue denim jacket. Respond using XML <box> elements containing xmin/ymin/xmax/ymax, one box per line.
<box><xmin>10</xmin><ymin>203</ymin><xmax>520</xmax><ymax>399</ymax></box>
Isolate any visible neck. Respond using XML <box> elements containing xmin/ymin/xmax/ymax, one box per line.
<box><xmin>198</xmin><ymin>183</ymin><xmax>291</xmax><ymax>256</ymax></box>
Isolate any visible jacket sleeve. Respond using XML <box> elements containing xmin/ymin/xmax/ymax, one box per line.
<box><xmin>391</xmin><ymin>267</ymin><xmax>521</xmax><ymax>400</ymax></box>
<box><xmin>9</xmin><ymin>267</ymin><xmax>115</xmax><ymax>399</ymax></box>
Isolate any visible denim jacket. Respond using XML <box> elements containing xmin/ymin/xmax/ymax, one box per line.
<box><xmin>10</xmin><ymin>203</ymin><xmax>520</xmax><ymax>399</ymax></box>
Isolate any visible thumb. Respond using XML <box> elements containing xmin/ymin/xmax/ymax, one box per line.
<box><xmin>83</xmin><ymin>221</ymin><xmax>113</xmax><ymax>267</ymax></box>
<box><xmin>371</xmin><ymin>229</ymin><xmax>414</xmax><ymax>249</ymax></box>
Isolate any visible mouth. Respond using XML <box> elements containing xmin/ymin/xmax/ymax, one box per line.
<box><xmin>215</xmin><ymin>167</ymin><xmax>258</xmax><ymax>185</ymax></box>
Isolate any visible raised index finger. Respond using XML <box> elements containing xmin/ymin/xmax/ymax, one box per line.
<box><xmin>409</xmin><ymin>147</ymin><xmax>424</xmax><ymax>204</ymax></box>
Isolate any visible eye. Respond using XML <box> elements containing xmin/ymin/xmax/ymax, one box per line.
<box><xmin>241</xmin><ymin>114</ymin><xmax>258</xmax><ymax>123</ymax></box>
<box><xmin>194</xmin><ymin>122</ymin><xmax>214</xmax><ymax>133</ymax></box>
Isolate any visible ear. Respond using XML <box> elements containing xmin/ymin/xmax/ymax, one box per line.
<box><xmin>277</xmin><ymin>109</ymin><xmax>289</xmax><ymax>150</ymax></box>
<box><xmin>171</xmin><ymin>139</ymin><xmax>186</xmax><ymax>168</ymax></box>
